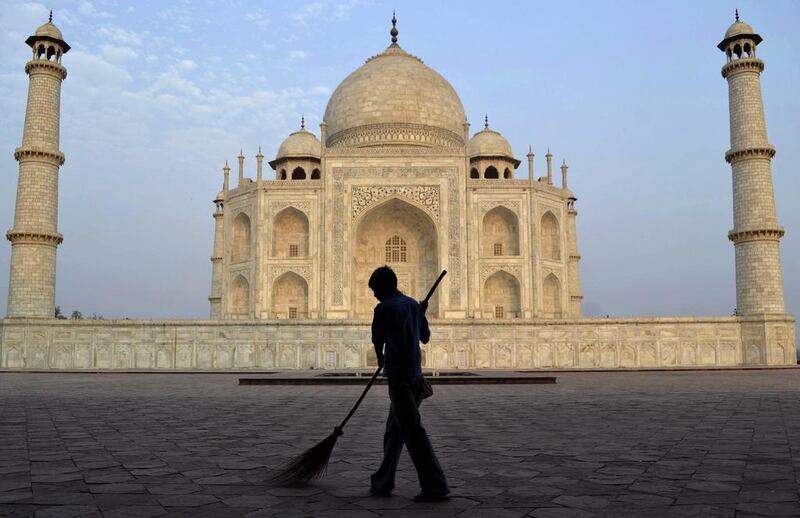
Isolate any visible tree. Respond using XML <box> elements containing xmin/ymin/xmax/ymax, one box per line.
<box><xmin>54</xmin><ymin>306</ymin><xmax>66</xmax><ymax>319</ymax></box>
<box><xmin>70</xmin><ymin>310</ymin><xmax>83</xmax><ymax>320</ymax></box>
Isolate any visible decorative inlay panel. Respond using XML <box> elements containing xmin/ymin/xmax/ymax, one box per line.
<box><xmin>351</xmin><ymin>185</ymin><xmax>440</xmax><ymax>221</ymax></box>
<box><xmin>269</xmin><ymin>201</ymin><xmax>312</xmax><ymax>218</ymax></box>
<box><xmin>479</xmin><ymin>200</ymin><xmax>520</xmax><ymax>216</ymax></box>
<box><xmin>270</xmin><ymin>265</ymin><xmax>312</xmax><ymax>283</ymax></box>
<box><xmin>327</xmin><ymin>122</ymin><xmax>464</xmax><ymax>149</ymax></box>
<box><xmin>480</xmin><ymin>264</ymin><xmax>523</xmax><ymax>284</ymax></box>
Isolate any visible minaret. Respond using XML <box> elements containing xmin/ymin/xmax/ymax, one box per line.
<box><xmin>209</xmin><ymin>165</ymin><xmax>226</xmax><ymax>318</ymax></box>
<box><xmin>237</xmin><ymin>149</ymin><xmax>245</xmax><ymax>186</ymax></box>
<box><xmin>6</xmin><ymin>14</ymin><xmax>70</xmax><ymax>318</ymax></box>
<box><xmin>718</xmin><ymin>12</ymin><xmax>785</xmax><ymax>315</ymax></box>
<box><xmin>526</xmin><ymin>146</ymin><xmax>534</xmax><ymax>181</ymax></box>
<box><xmin>561</xmin><ymin>160</ymin><xmax>568</xmax><ymax>190</ymax></box>
<box><xmin>545</xmin><ymin>148</ymin><xmax>553</xmax><ymax>185</ymax></box>
<box><xmin>566</xmin><ymin>195</ymin><xmax>582</xmax><ymax>317</ymax></box>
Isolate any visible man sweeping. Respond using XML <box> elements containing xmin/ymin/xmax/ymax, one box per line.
<box><xmin>368</xmin><ymin>265</ymin><xmax>450</xmax><ymax>502</ymax></box>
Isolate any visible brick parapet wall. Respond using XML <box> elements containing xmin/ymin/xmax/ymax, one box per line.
<box><xmin>1</xmin><ymin>316</ymin><xmax>794</xmax><ymax>370</ymax></box>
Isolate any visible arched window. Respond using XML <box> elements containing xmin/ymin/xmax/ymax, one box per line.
<box><xmin>47</xmin><ymin>46</ymin><xmax>56</xmax><ymax>61</ymax></box>
<box><xmin>279</xmin><ymin>169</ymin><xmax>287</xmax><ymax>180</ymax></box>
<box><xmin>231</xmin><ymin>275</ymin><xmax>249</xmax><ymax>316</ymax></box>
<box><xmin>542</xmin><ymin>274</ymin><xmax>561</xmax><ymax>318</ymax></box>
<box><xmin>231</xmin><ymin>213</ymin><xmax>251</xmax><ymax>262</ymax></box>
<box><xmin>272</xmin><ymin>207</ymin><xmax>309</xmax><ymax>257</ymax></box>
<box><xmin>272</xmin><ymin>272</ymin><xmax>308</xmax><ymax>319</ymax></box>
<box><xmin>385</xmin><ymin>235</ymin><xmax>407</xmax><ymax>263</ymax></box>
<box><xmin>311</xmin><ymin>168</ymin><xmax>321</xmax><ymax>179</ymax></box>
<box><xmin>470</xmin><ymin>168</ymin><xmax>479</xmax><ymax>179</ymax></box>
<box><xmin>503</xmin><ymin>168</ymin><xmax>512</xmax><ymax>179</ymax></box>
<box><xmin>482</xmin><ymin>206</ymin><xmax>519</xmax><ymax>256</ymax></box>
<box><xmin>37</xmin><ymin>44</ymin><xmax>45</xmax><ymax>59</ymax></box>
<box><xmin>483</xmin><ymin>271</ymin><xmax>521</xmax><ymax>319</ymax></box>
<box><xmin>485</xmin><ymin>166</ymin><xmax>499</xmax><ymax>179</ymax></box>
<box><xmin>733</xmin><ymin>44</ymin><xmax>742</xmax><ymax>59</ymax></box>
<box><xmin>743</xmin><ymin>42</ymin><xmax>751</xmax><ymax>58</ymax></box>
<box><xmin>540</xmin><ymin>211</ymin><xmax>560</xmax><ymax>260</ymax></box>
<box><xmin>291</xmin><ymin>167</ymin><xmax>306</xmax><ymax>180</ymax></box>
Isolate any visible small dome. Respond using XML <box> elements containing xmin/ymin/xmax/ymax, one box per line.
<box><xmin>468</xmin><ymin>128</ymin><xmax>514</xmax><ymax>158</ymax></box>
<box><xmin>276</xmin><ymin>129</ymin><xmax>321</xmax><ymax>159</ymax></box>
<box><xmin>34</xmin><ymin>21</ymin><xmax>63</xmax><ymax>41</ymax></box>
<box><xmin>717</xmin><ymin>15</ymin><xmax>762</xmax><ymax>51</ymax></box>
<box><xmin>725</xmin><ymin>20</ymin><xmax>755</xmax><ymax>39</ymax></box>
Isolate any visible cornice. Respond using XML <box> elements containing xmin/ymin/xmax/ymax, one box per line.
<box><xmin>6</xmin><ymin>229</ymin><xmax>63</xmax><ymax>246</ymax></box>
<box><xmin>25</xmin><ymin>59</ymin><xmax>67</xmax><ymax>80</ymax></box>
<box><xmin>14</xmin><ymin>147</ymin><xmax>65</xmax><ymax>166</ymax></box>
<box><xmin>725</xmin><ymin>145</ymin><xmax>775</xmax><ymax>164</ymax></box>
<box><xmin>728</xmin><ymin>227</ymin><xmax>784</xmax><ymax>243</ymax></box>
<box><xmin>721</xmin><ymin>58</ymin><xmax>764</xmax><ymax>79</ymax></box>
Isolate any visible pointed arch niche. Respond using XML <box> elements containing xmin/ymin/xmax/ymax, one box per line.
<box><xmin>542</xmin><ymin>273</ymin><xmax>562</xmax><ymax>318</ymax></box>
<box><xmin>540</xmin><ymin>211</ymin><xmax>560</xmax><ymax>260</ymax></box>
<box><xmin>353</xmin><ymin>198</ymin><xmax>439</xmax><ymax>318</ymax></box>
<box><xmin>483</xmin><ymin>270</ymin><xmax>521</xmax><ymax>319</ymax></box>
<box><xmin>482</xmin><ymin>206</ymin><xmax>519</xmax><ymax>256</ymax></box>
<box><xmin>231</xmin><ymin>213</ymin><xmax>251</xmax><ymax>262</ymax></box>
<box><xmin>272</xmin><ymin>272</ymin><xmax>308</xmax><ymax>318</ymax></box>
<box><xmin>230</xmin><ymin>275</ymin><xmax>250</xmax><ymax>318</ymax></box>
<box><xmin>272</xmin><ymin>207</ymin><xmax>309</xmax><ymax>258</ymax></box>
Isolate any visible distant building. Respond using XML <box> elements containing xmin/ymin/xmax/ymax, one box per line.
<box><xmin>210</xmin><ymin>16</ymin><xmax>581</xmax><ymax>321</ymax></box>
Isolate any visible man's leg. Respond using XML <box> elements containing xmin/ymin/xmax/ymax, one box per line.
<box><xmin>388</xmin><ymin>380</ymin><xmax>449</xmax><ymax>496</ymax></box>
<box><xmin>370</xmin><ymin>403</ymin><xmax>404</xmax><ymax>494</ymax></box>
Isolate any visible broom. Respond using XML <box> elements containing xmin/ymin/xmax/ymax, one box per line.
<box><xmin>272</xmin><ymin>269</ymin><xmax>448</xmax><ymax>486</ymax></box>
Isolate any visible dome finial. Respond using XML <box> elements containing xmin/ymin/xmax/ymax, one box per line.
<box><xmin>484</xmin><ymin>114</ymin><xmax>489</xmax><ymax>129</ymax></box>
<box><xmin>49</xmin><ymin>9</ymin><xmax>53</xmax><ymax>23</ymax></box>
<box><xmin>390</xmin><ymin>11</ymin><xmax>398</xmax><ymax>44</ymax></box>
<box><xmin>301</xmin><ymin>114</ymin><xmax>305</xmax><ymax>129</ymax></box>
<box><xmin>735</xmin><ymin>8</ymin><xmax>739</xmax><ymax>22</ymax></box>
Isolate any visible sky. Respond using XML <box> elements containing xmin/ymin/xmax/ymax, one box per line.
<box><xmin>0</xmin><ymin>0</ymin><xmax>798</xmax><ymax>327</ymax></box>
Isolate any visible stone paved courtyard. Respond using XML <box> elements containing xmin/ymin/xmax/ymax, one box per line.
<box><xmin>1</xmin><ymin>370</ymin><xmax>799</xmax><ymax>517</ymax></box>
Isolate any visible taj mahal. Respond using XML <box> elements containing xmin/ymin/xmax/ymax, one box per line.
<box><xmin>0</xmin><ymin>13</ymin><xmax>795</xmax><ymax>371</ymax></box>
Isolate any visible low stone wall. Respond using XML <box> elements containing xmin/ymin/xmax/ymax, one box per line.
<box><xmin>0</xmin><ymin>315</ymin><xmax>795</xmax><ymax>370</ymax></box>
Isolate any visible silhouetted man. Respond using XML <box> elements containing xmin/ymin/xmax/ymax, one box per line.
<box><xmin>368</xmin><ymin>265</ymin><xmax>450</xmax><ymax>502</ymax></box>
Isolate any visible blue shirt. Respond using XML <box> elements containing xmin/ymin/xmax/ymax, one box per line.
<box><xmin>371</xmin><ymin>291</ymin><xmax>430</xmax><ymax>381</ymax></box>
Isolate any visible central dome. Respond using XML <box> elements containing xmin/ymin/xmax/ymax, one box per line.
<box><xmin>323</xmin><ymin>44</ymin><xmax>466</xmax><ymax>148</ymax></box>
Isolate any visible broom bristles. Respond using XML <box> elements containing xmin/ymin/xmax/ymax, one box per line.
<box><xmin>272</xmin><ymin>426</ymin><xmax>343</xmax><ymax>485</ymax></box>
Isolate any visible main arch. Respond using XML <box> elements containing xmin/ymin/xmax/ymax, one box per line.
<box><xmin>352</xmin><ymin>198</ymin><xmax>439</xmax><ymax>317</ymax></box>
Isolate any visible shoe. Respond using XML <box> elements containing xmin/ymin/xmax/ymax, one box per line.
<box><xmin>369</xmin><ymin>487</ymin><xmax>393</xmax><ymax>497</ymax></box>
<box><xmin>412</xmin><ymin>492</ymin><xmax>450</xmax><ymax>502</ymax></box>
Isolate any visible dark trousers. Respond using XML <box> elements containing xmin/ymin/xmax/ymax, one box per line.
<box><xmin>370</xmin><ymin>377</ymin><xmax>449</xmax><ymax>495</ymax></box>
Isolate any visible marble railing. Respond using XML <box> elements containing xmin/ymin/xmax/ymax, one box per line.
<box><xmin>0</xmin><ymin>315</ymin><xmax>795</xmax><ymax>370</ymax></box>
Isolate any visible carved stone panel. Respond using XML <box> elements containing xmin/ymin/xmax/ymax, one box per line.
<box><xmin>352</xmin><ymin>185</ymin><xmax>440</xmax><ymax>221</ymax></box>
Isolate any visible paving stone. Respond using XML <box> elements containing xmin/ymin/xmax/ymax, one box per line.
<box><xmin>528</xmin><ymin>507</ymin><xmax>598</xmax><ymax>518</ymax></box>
<box><xmin>31</xmin><ymin>492</ymin><xmax>95</xmax><ymax>505</ymax></box>
<box><xmin>88</xmin><ymin>483</ymin><xmax>146</xmax><ymax>494</ymax></box>
<box><xmin>33</xmin><ymin>504</ymin><xmax>101</xmax><ymax>517</ymax></box>
<box><xmin>157</xmin><ymin>494</ymin><xmax>219</xmax><ymax>507</ymax></box>
<box><xmin>102</xmin><ymin>506</ymin><xmax>167</xmax><ymax>518</ymax></box>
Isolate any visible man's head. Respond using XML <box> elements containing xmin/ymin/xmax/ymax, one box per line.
<box><xmin>368</xmin><ymin>265</ymin><xmax>397</xmax><ymax>302</ymax></box>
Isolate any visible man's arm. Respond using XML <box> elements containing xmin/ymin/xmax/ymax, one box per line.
<box><xmin>371</xmin><ymin>304</ymin><xmax>385</xmax><ymax>367</ymax></box>
<box><xmin>419</xmin><ymin>306</ymin><xmax>431</xmax><ymax>345</ymax></box>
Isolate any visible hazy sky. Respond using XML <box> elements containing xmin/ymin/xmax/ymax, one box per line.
<box><xmin>0</xmin><ymin>0</ymin><xmax>797</xmax><ymax>324</ymax></box>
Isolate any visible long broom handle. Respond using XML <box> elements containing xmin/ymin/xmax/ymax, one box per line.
<box><xmin>336</xmin><ymin>269</ymin><xmax>448</xmax><ymax>432</ymax></box>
